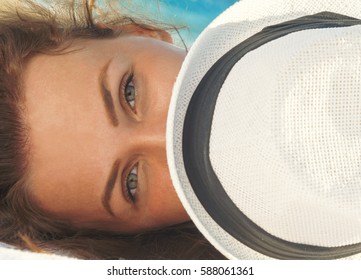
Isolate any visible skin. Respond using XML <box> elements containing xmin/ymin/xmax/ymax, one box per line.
<box><xmin>23</xmin><ymin>29</ymin><xmax>189</xmax><ymax>234</ymax></box>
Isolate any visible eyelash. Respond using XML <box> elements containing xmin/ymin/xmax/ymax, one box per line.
<box><xmin>120</xmin><ymin>72</ymin><xmax>138</xmax><ymax>204</ymax></box>
<box><xmin>123</xmin><ymin>163</ymin><xmax>138</xmax><ymax>204</ymax></box>
<box><xmin>120</xmin><ymin>72</ymin><xmax>136</xmax><ymax>112</ymax></box>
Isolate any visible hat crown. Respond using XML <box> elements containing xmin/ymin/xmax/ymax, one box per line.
<box><xmin>167</xmin><ymin>0</ymin><xmax>361</xmax><ymax>259</ymax></box>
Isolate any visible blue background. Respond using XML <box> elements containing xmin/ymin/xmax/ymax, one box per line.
<box><xmin>39</xmin><ymin>0</ymin><xmax>239</xmax><ymax>46</ymax></box>
<box><xmin>159</xmin><ymin>0</ymin><xmax>238</xmax><ymax>45</ymax></box>
<box><xmin>129</xmin><ymin>0</ymin><xmax>239</xmax><ymax>47</ymax></box>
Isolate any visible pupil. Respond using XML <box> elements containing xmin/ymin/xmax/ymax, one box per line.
<box><xmin>128</xmin><ymin>173</ymin><xmax>137</xmax><ymax>189</ymax></box>
<box><xmin>126</xmin><ymin>86</ymin><xmax>135</xmax><ymax>101</ymax></box>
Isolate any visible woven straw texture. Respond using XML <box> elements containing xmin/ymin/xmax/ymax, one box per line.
<box><xmin>166</xmin><ymin>0</ymin><xmax>361</xmax><ymax>259</ymax></box>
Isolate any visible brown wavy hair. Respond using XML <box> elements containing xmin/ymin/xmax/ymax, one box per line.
<box><xmin>0</xmin><ymin>0</ymin><xmax>224</xmax><ymax>259</ymax></box>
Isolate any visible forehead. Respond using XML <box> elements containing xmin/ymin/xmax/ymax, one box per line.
<box><xmin>22</xmin><ymin>39</ymin><xmax>116</xmax><ymax>220</ymax></box>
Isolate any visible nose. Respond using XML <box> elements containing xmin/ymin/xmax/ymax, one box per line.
<box><xmin>141</xmin><ymin>123</ymin><xmax>166</xmax><ymax>152</ymax></box>
<box><xmin>123</xmin><ymin>120</ymin><xmax>167</xmax><ymax>155</ymax></box>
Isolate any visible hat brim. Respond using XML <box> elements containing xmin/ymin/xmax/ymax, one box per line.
<box><xmin>166</xmin><ymin>0</ymin><xmax>361</xmax><ymax>259</ymax></box>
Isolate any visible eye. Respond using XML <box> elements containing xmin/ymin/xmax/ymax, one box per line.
<box><xmin>125</xmin><ymin>164</ymin><xmax>138</xmax><ymax>203</ymax></box>
<box><xmin>123</xmin><ymin>74</ymin><xmax>136</xmax><ymax>110</ymax></box>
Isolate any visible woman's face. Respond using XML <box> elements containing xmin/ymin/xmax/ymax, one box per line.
<box><xmin>23</xmin><ymin>32</ymin><xmax>189</xmax><ymax>233</ymax></box>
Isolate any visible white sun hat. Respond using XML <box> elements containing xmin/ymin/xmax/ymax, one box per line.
<box><xmin>166</xmin><ymin>0</ymin><xmax>361</xmax><ymax>259</ymax></box>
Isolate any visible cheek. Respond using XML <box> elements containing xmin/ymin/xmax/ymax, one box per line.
<box><xmin>149</xmin><ymin>158</ymin><xmax>174</xmax><ymax>204</ymax></box>
<box><xmin>144</xmin><ymin>162</ymin><xmax>186</xmax><ymax>226</ymax></box>
<box><xmin>146</xmin><ymin>66</ymin><xmax>177</xmax><ymax>124</ymax></box>
<box><xmin>141</xmin><ymin>49</ymin><xmax>182</xmax><ymax>95</ymax></box>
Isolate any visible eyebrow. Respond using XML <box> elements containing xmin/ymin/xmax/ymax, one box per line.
<box><xmin>99</xmin><ymin>59</ymin><xmax>119</xmax><ymax>127</ymax></box>
<box><xmin>102</xmin><ymin>159</ymin><xmax>121</xmax><ymax>216</ymax></box>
